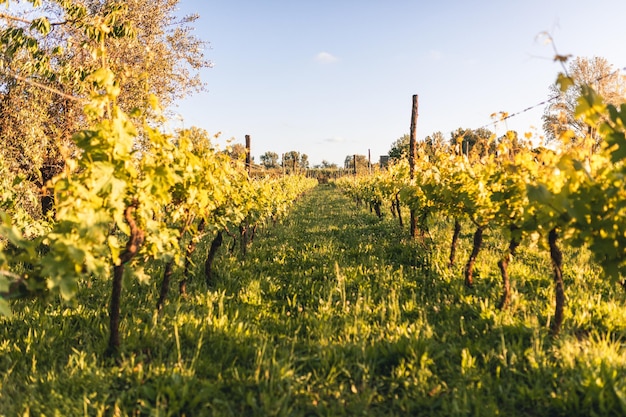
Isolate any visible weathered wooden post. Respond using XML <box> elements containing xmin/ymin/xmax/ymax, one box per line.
<box><xmin>245</xmin><ymin>134</ymin><xmax>251</xmax><ymax>176</ymax></box>
<box><xmin>281</xmin><ymin>153</ymin><xmax>285</xmax><ymax>176</ymax></box>
<box><xmin>409</xmin><ymin>94</ymin><xmax>419</xmax><ymax>239</ymax></box>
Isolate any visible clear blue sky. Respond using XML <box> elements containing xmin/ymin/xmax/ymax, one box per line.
<box><xmin>174</xmin><ymin>0</ymin><xmax>626</xmax><ymax>166</ymax></box>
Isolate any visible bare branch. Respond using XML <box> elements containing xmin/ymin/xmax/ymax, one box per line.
<box><xmin>0</xmin><ymin>11</ymin><xmax>31</xmax><ymax>25</ymax></box>
<box><xmin>0</xmin><ymin>11</ymin><xmax>67</xmax><ymax>27</ymax></box>
<box><xmin>2</xmin><ymin>70</ymin><xmax>83</xmax><ymax>102</ymax></box>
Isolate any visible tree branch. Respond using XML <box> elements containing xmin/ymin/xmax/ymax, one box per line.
<box><xmin>2</xmin><ymin>70</ymin><xmax>83</xmax><ymax>102</ymax></box>
<box><xmin>0</xmin><ymin>11</ymin><xmax>67</xmax><ymax>26</ymax></box>
<box><xmin>0</xmin><ymin>11</ymin><xmax>31</xmax><ymax>25</ymax></box>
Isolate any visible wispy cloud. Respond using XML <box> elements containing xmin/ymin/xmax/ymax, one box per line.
<box><xmin>315</xmin><ymin>51</ymin><xmax>338</xmax><ymax>64</ymax></box>
<box><xmin>428</xmin><ymin>50</ymin><xmax>442</xmax><ymax>61</ymax></box>
<box><xmin>323</xmin><ymin>136</ymin><xmax>345</xmax><ymax>143</ymax></box>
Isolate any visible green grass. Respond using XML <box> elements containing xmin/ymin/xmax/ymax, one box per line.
<box><xmin>1</xmin><ymin>184</ymin><xmax>626</xmax><ymax>416</ymax></box>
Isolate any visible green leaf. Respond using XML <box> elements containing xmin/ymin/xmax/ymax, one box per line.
<box><xmin>526</xmin><ymin>183</ymin><xmax>552</xmax><ymax>205</ymax></box>
<box><xmin>88</xmin><ymin>67</ymin><xmax>115</xmax><ymax>88</ymax></box>
<box><xmin>606</xmin><ymin>131</ymin><xmax>626</xmax><ymax>163</ymax></box>
<box><xmin>556</xmin><ymin>73</ymin><xmax>574</xmax><ymax>93</ymax></box>
<box><xmin>59</xmin><ymin>278</ymin><xmax>77</xmax><ymax>301</ymax></box>
<box><xmin>30</xmin><ymin>17</ymin><xmax>51</xmax><ymax>36</ymax></box>
<box><xmin>133</xmin><ymin>265</ymin><xmax>151</xmax><ymax>284</ymax></box>
<box><xmin>0</xmin><ymin>275</ymin><xmax>9</xmax><ymax>293</ymax></box>
<box><xmin>108</xmin><ymin>235</ymin><xmax>121</xmax><ymax>265</ymax></box>
<box><xmin>0</xmin><ymin>298</ymin><xmax>12</xmax><ymax>318</ymax></box>
<box><xmin>12</xmin><ymin>175</ymin><xmax>24</xmax><ymax>186</ymax></box>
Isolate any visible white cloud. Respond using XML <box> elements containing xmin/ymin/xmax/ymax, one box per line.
<box><xmin>323</xmin><ymin>136</ymin><xmax>345</xmax><ymax>143</ymax></box>
<box><xmin>315</xmin><ymin>51</ymin><xmax>338</xmax><ymax>63</ymax></box>
<box><xmin>429</xmin><ymin>50</ymin><xmax>442</xmax><ymax>61</ymax></box>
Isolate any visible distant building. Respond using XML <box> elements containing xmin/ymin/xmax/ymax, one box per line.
<box><xmin>379</xmin><ymin>155</ymin><xmax>390</xmax><ymax>168</ymax></box>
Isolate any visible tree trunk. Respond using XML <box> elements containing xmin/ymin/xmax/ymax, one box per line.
<box><xmin>156</xmin><ymin>261</ymin><xmax>174</xmax><ymax>312</ymax></box>
<box><xmin>249</xmin><ymin>224</ymin><xmax>258</xmax><ymax>244</ymax></box>
<box><xmin>107</xmin><ymin>204</ymin><xmax>144</xmax><ymax>356</ymax></box>
<box><xmin>464</xmin><ymin>225</ymin><xmax>484</xmax><ymax>288</ymax></box>
<box><xmin>373</xmin><ymin>202</ymin><xmax>382</xmax><ymax>219</ymax></box>
<box><xmin>239</xmin><ymin>224</ymin><xmax>248</xmax><ymax>256</ymax></box>
<box><xmin>396</xmin><ymin>194</ymin><xmax>403</xmax><ymax>228</ymax></box>
<box><xmin>39</xmin><ymin>162</ymin><xmax>61</xmax><ymax>218</ymax></box>
<box><xmin>408</xmin><ymin>94</ymin><xmax>419</xmax><ymax>238</ymax></box>
<box><xmin>108</xmin><ymin>262</ymin><xmax>124</xmax><ymax>356</ymax></box>
<box><xmin>205</xmin><ymin>231</ymin><xmax>223</xmax><ymax>288</ymax></box>
<box><xmin>549</xmin><ymin>228</ymin><xmax>565</xmax><ymax>335</ymax></box>
<box><xmin>418</xmin><ymin>211</ymin><xmax>429</xmax><ymax>238</ymax></box>
<box><xmin>410</xmin><ymin>209</ymin><xmax>417</xmax><ymax>239</ymax></box>
<box><xmin>497</xmin><ymin>234</ymin><xmax>520</xmax><ymax>310</ymax></box>
<box><xmin>449</xmin><ymin>219</ymin><xmax>462</xmax><ymax>267</ymax></box>
<box><xmin>179</xmin><ymin>219</ymin><xmax>206</xmax><ymax>296</ymax></box>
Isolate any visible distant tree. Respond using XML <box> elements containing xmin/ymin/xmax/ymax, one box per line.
<box><xmin>300</xmin><ymin>154</ymin><xmax>310</xmax><ymax>169</ymax></box>
<box><xmin>260</xmin><ymin>151</ymin><xmax>279</xmax><ymax>168</ymax></box>
<box><xmin>344</xmin><ymin>154</ymin><xmax>369</xmax><ymax>172</ymax></box>
<box><xmin>420</xmin><ymin>131</ymin><xmax>447</xmax><ymax>158</ymax></box>
<box><xmin>496</xmin><ymin>130</ymin><xmax>531</xmax><ymax>157</ymax></box>
<box><xmin>388</xmin><ymin>134</ymin><xmax>410</xmax><ymax>159</ymax></box>
<box><xmin>282</xmin><ymin>151</ymin><xmax>299</xmax><ymax>164</ymax></box>
<box><xmin>282</xmin><ymin>151</ymin><xmax>301</xmax><ymax>173</ymax></box>
<box><xmin>424</xmin><ymin>131</ymin><xmax>446</xmax><ymax>150</ymax></box>
<box><xmin>226</xmin><ymin>143</ymin><xmax>247</xmax><ymax>161</ymax></box>
<box><xmin>320</xmin><ymin>160</ymin><xmax>338</xmax><ymax>169</ymax></box>
<box><xmin>543</xmin><ymin>56</ymin><xmax>626</xmax><ymax>147</ymax></box>
<box><xmin>450</xmin><ymin>127</ymin><xmax>494</xmax><ymax>157</ymax></box>
<box><xmin>176</xmin><ymin>126</ymin><xmax>214</xmax><ymax>146</ymax></box>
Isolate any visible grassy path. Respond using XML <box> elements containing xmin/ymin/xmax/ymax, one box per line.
<box><xmin>206</xmin><ymin>184</ymin><xmax>442</xmax><ymax>415</ymax></box>
<box><xmin>198</xmin><ymin>184</ymin><xmax>626</xmax><ymax>416</ymax></box>
<box><xmin>2</xmin><ymin>184</ymin><xmax>626</xmax><ymax>416</ymax></box>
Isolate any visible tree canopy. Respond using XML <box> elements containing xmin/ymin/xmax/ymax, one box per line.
<box><xmin>319</xmin><ymin>160</ymin><xmax>338</xmax><ymax>169</ymax></box>
<box><xmin>451</xmin><ymin>127</ymin><xmax>495</xmax><ymax>157</ymax></box>
<box><xmin>260</xmin><ymin>151</ymin><xmax>279</xmax><ymax>169</ymax></box>
<box><xmin>542</xmin><ymin>56</ymin><xmax>626</xmax><ymax>147</ymax></box>
<box><xmin>388</xmin><ymin>134</ymin><xmax>410</xmax><ymax>160</ymax></box>
<box><xmin>281</xmin><ymin>151</ymin><xmax>309</xmax><ymax>171</ymax></box>
<box><xmin>0</xmin><ymin>0</ymin><xmax>210</xmax><ymax>216</ymax></box>
<box><xmin>344</xmin><ymin>154</ymin><xmax>369</xmax><ymax>172</ymax></box>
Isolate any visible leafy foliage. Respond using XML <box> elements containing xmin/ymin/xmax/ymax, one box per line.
<box><xmin>0</xmin><ymin>0</ymin><xmax>211</xmax><ymax>218</ymax></box>
<box><xmin>2</xmin><ymin>186</ymin><xmax>626</xmax><ymax>416</ymax></box>
<box><xmin>542</xmin><ymin>56</ymin><xmax>626</xmax><ymax>147</ymax></box>
<box><xmin>336</xmin><ymin>71</ymin><xmax>626</xmax><ymax>333</ymax></box>
<box><xmin>0</xmin><ymin>1</ymin><xmax>317</xmax><ymax>355</ymax></box>
<box><xmin>1</xmin><ymin>3</ymin><xmax>626</xmax><ymax>412</ymax></box>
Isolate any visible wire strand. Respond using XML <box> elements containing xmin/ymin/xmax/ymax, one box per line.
<box><xmin>434</xmin><ymin>65</ymin><xmax>626</xmax><ymax>140</ymax></box>
<box><xmin>494</xmin><ymin>65</ymin><xmax>626</xmax><ymax>126</ymax></box>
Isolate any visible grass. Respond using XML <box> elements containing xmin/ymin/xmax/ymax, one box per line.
<box><xmin>1</xmin><ymin>184</ymin><xmax>626</xmax><ymax>416</ymax></box>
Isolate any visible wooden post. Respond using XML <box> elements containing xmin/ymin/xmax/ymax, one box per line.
<box><xmin>353</xmin><ymin>154</ymin><xmax>357</xmax><ymax>175</ymax></box>
<box><xmin>409</xmin><ymin>94</ymin><xmax>419</xmax><ymax>238</ymax></box>
<box><xmin>281</xmin><ymin>153</ymin><xmax>285</xmax><ymax>176</ymax></box>
<box><xmin>368</xmin><ymin>148</ymin><xmax>371</xmax><ymax>174</ymax></box>
<box><xmin>245</xmin><ymin>135</ymin><xmax>251</xmax><ymax>176</ymax></box>
<box><xmin>409</xmin><ymin>95</ymin><xmax>418</xmax><ymax>178</ymax></box>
